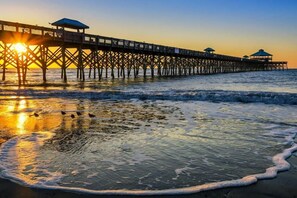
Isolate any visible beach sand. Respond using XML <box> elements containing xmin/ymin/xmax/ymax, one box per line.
<box><xmin>0</xmin><ymin>155</ymin><xmax>296</xmax><ymax>198</ymax></box>
<box><xmin>0</xmin><ymin>95</ymin><xmax>297</xmax><ymax>198</ymax></box>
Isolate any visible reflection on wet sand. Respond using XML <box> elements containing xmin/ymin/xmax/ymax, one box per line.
<box><xmin>48</xmin><ymin>101</ymin><xmax>174</xmax><ymax>153</ymax></box>
<box><xmin>0</xmin><ymin>97</ymin><xmax>60</xmax><ymax>138</ymax></box>
<box><xmin>1</xmin><ymin>97</ymin><xmax>197</xmax><ymax>190</ymax></box>
<box><xmin>16</xmin><ymin>113</ymin><xmax>27</xmax><ymax>135</ymax></box>
<box><xmin>0</xmin><ymin>97</ymin><xmax>176</xmax><ymax>151</ymax></box>
<box><xmin>14</xmin><ymin>137</ymin><xmax>38</xmax><ymax>185</ymax></box>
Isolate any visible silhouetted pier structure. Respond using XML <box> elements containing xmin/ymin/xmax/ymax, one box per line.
<box><xmin>0</xmin><ymin>19</ymin><xmax>288</xmax><ymax>85</ymax></box>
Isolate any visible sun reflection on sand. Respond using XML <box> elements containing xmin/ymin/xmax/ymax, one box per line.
<box><xmin>17</xmin><ymin>113</ymin><xmax>27</xmax><ymax>135</ymax></box>
<box><xmin>0</xmin><ymin>98</ymin><xmax>63</xmax><ymax>137</ymax></box>
<box><xmin>7</xmin><ymin>97</ymin><xmax>30</xmax><ymax>135</ymax></box>
<box><xmin>14</xmin><ymin>99</ymin><xmax>28</xmax><ymax>135</ymax></box>
<box><xmin>14</xmin><ymin>138</ymin><xmax>38</xmax><ymax>185</ymax></box>
<box><xmin>3</xmin><ymin>131</ymin><xmax>56</xmax><ymax>186</ymax></box>
<box><xmin>0</xmin><ymin>97</ymin><xmax>99</xmax><ymax>184</ymax></box>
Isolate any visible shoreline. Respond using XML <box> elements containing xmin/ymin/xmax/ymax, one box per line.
<box><xmin>1</xmin><ymin>70</ymin><xmax>297</xmax><ymax>198</ymax></box>
<box><xmin>1</xmin><ymin>155</ymin><xmax>297</xmax><ymax>198</ymax></box>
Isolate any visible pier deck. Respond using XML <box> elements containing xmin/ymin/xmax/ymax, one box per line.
<box><xmin>0</xmin><ymin>20</ymin><xmax>288</xmax><ymax>85</ymax></box>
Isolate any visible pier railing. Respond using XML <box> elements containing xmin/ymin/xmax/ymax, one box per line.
<box><xmin>0</xmin><ymin>20</ymin><xmax>252</xmax><ymax>62</ymax></box>
<box><xmin>0</xmin><ymin>19</ymin><xmax>288</xmax><ymax>85</ymax></box>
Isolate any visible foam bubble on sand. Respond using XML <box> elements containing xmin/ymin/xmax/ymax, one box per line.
<box><xmin>71</xmin><ymin>170</ymin><xmax>79</xmax><ymax>176</ymax></box>
<box><xmin>138</xmin><ymin>173</ymin><xmax>152</xmax><ymax>185</ymax></box>
<box><xmin>102</xmin><ymin>151</ymin><xmax>155</xmax><ymax>166</ymax></box>
<box><xmin>267</xmin><ymin>128</ymin><xmax>297</xmax><ymax>145</ymax></box>
<box><xmin>173</xmin><ymin>165</ymin><xmax>195</xmax><ymax>180</ymax></box>
<box><xmin>106</xmin><ymin>165</ymin><xmax>117</xmax><ymax>172</ymax></box>
<box><xmin>0</xmin><ymin>130</ymin><xmax>297</xmax><ymax>196</ymax></box>
<box><xmin>87</xmin><ymin>173</ymin><xmax>98</xmax><ymax>179</ymax></box>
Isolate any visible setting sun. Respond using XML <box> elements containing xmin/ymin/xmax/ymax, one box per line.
<box><xmin>13</xmin><ymin>43</ymin><xmax>27</xmax><ymax>54</ymax></box>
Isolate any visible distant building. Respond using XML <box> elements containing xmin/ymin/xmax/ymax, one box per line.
<box><xmin>243</xmin><ymin>55</ymin><xmax>249</xmax><ymax>59</ymax></box>
<box><xmin>250</xmin><ymin>49</ymin><xmax>273</xmax><ymax>62</ymax></box>
<box><xmin>51</xmin><ymin>18</ymin><xmax>89</xmax><ymax>33</ymax></box>
<box><xmin>204</xmin><ymin>47</ymin><xmax>215</xmax><ymax>54</ymax></box>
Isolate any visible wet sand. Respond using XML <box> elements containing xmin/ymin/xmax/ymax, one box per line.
<box><xmin>0</xmin><ymin>155</ymin><xmax>297</xmax><ymax>198</ymax></box>
<box><xmin>0</xmin><ymin>95</ymin><xmax>297</xmax><ymax>198</ymax></box>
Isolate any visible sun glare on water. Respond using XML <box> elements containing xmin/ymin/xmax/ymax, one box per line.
<box><xmin>13</xmin><ymin>43</ymin><xmax>27</xmax><ymax>54</ymax></box>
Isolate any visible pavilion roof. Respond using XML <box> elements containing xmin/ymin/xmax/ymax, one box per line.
<box><xmin>52</xmin><ymin>18</ymin><xmax>89</xmax><ymax>30</ymax></box>
<box><xmin>204</xmin><ymin>47</ymin><xmax>215</xmax><ymax>52</ymax></box>
<box><xmin>251</xmin><ymin>49</ymin><xmax>272</xmax><ymax>57</ymax></box>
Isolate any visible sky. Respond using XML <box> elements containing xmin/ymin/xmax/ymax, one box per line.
<box><xmin>2</xmin><ymin>0</ymin><xmax>297</xmax><ymax>68</ymax></box>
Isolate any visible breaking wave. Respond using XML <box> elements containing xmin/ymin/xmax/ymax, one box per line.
<box><xmin>1</xmin><ymin>89</ymin><xmax>297</xmax><ymax>105</ymax></box>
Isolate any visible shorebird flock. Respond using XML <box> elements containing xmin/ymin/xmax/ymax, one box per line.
<box><xmin>31</xmin><ymin>111</ymin><xmax>96</xmax><ymax>118</ymax></box>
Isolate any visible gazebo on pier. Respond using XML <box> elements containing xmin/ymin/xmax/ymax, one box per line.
<box><xmin>204</xmin><ymin>47</ymin><xmax>215</xmax><ymax>54</ymax></box>
<box><xmin>51</xmin><ymin>18</ymin><xmax>89</xmax><ymax>33</ymax></box>
<box><xmin>250</xmin><ymin>49</ymin><xmax>273</xmax><ymax>62</ymax></box>
<box><xmin>243</xmin><ymin>55</ymin><xmax>249</xmax><ymax>59</ymax></box>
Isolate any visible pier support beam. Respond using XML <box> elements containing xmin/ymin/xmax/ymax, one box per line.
<box><xmin>16</xmin><ymin>54</ymin><xmax>21</xmax><ymax>86</ymax></box>
<box><xmin>0</xmin><ymin>44</ymin><xmax>287</xmax><ymax>84</ymax></box>
<box><xmin>77</xmin><ymin>46</ymin><xmax>85</xmax><ymax>81</ymax></box>
<box><xmin>61</xmin><ymin>46</ymin><xmax>67</xmax><ymax>82</ymax></box>
<box><xmin>1</xmin><ymin>43</ymin><xmax>7</xmax><ymax>81</ymax></box>
<box><xmin>40</xmin><ymin>45</ymin><xmax>48</xmax><ymax>83</ymax></box>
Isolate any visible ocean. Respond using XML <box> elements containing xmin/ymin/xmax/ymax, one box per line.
<box><xmin>0</xmin><ymin>68</ymin><xmax>296</xmax><ymax>195</ymax></box>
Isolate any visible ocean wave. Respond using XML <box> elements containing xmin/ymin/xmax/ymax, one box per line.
<box><xmin>0</xmin><ymin>131</ymin><xmax>296</xmax><ymax>196</ymax></box>
<box><xmin>1</xmin><ymin>89</ymin><xmax>297</xmax><ymax>105</ymax></box>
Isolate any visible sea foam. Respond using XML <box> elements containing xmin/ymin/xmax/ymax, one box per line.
<box><xmin>0</xmin><ymin>130</ymin><xmax>296</xmax><ymax>196</ymax></box>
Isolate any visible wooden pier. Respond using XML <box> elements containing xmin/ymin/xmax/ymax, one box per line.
<box><xmin>0</xmin><ymin>19</ymin><xmax>288</xmax><ymax>85</ymax></box>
